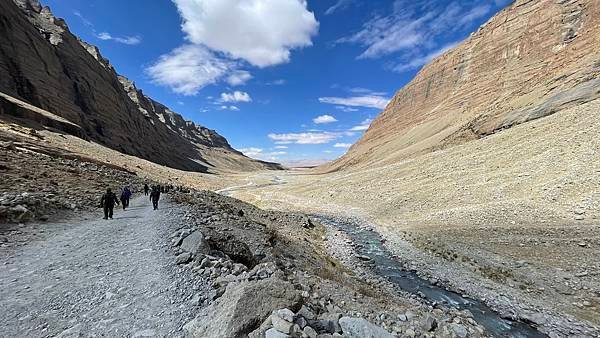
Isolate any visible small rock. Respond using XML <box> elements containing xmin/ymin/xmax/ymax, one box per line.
<box><xmin>271</xmin><ymin>313</ymin><xmax>294</xmax><ymax>334</ymax></box>
<box><xmin>404</xmin><ymin>328</ymin><xmax>416</xmax><ymax>338</ymax></box>
<box><xmin>421</xmin><ymin>314</ymin><xmax>437</xmax><ymax>332</ymax></box>
<box><xmin>277</xmin><ymin>308</ymin><xmax>295</xmax><ymax>322</ymax></box>
<box><xmin>176</xmin><ymin>252</ymin><xmax>192</xmax><ymax>264</ymax></box>
<box><xmin>303</xmin><ymin>326</ymin><xmax>318</xmax><ymax>338</ymax></box>
<box><xmin>338</xmin><ymin>317</ymin><xmax>394</xmax><ymax>338</ymax></box>
<box><xmin>265</xmin><ymin>328</ymin><xmax>291</xmax><ymax>338</ymax></box>
<box><xmin>449</xmin><ymin>323</ymin><xmax>469</xmax><ymax>338</ymax></box>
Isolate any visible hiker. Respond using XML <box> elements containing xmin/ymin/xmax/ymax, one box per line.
<box><xmin>150</xmin><ymin>186</ymin><xmax>161</xmax><ymax>210</ymax></box>
<box><xmin>100</xmin><ymin>188</ymin><xmax>119</xmax><ymax>220</ymax></box>
<box><xmin>144</xmin><ymin>183</ymin><xmax>149</xmax><ymax>196</ymax></box>
<box><xmin>120</xmin><ymin>186</ymin><xmax>132</xmax><ymax>210</ymax></box>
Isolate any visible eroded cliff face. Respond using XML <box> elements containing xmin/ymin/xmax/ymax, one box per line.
<box><xmin>325</xmin><ymin>0</ymin><xmax>600</xmax><ymax>172</ymax></box>
<box><xmin>0</xmin><ymin>0</ymin><xmax>278</xmax><ymax>172</ymax></box>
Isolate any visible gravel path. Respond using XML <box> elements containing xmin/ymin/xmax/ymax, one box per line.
<box><xmin>0</xmin><ymin>196</ymin><xmax>204</xmax><ymax>337</ymax></box>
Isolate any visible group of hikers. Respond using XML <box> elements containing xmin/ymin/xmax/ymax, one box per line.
<box><xmin>100</xmin><ymin>183</ymin><xmax>163</xmax><ymax>220</ymax></box>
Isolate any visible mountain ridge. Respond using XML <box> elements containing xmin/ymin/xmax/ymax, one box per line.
<box><xmin>0</xmin><ymin>0</ymin><xmax>280</xmax><ymax>173</ymax></box>
<box><xmin>323</xmin><ymin>0</ymin><xmax>600</xmax><ymax>172</ymax></box>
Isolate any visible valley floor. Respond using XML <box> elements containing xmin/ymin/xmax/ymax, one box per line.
<box><xmin>219</xmin><ymin>99</ymin><xmax>600</xmax><ymax>336</ymax></box>
<box><xmin>1</xmin><ymin>99</ymin><xmax>599</xmax><ymax>337</ymax></box>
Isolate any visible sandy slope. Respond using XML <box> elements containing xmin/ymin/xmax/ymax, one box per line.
<box><xmin>219</xmin><ymin>99</ymin><xmax>600</xmax><ymax>329</ymax></box>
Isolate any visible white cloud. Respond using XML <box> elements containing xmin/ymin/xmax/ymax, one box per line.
<box><xmin>226</xmin><ymin>71</ymin><xmax>252</xmax><ymax>86</ymax></box>
<box><xmin>220</xmin><ymin>91</ymin><xmax>252</xmax><ymax>103</ymax></box>
<box><xmin>219</xmin><ymin>105</ymin><xmax>240</xmax><ymax>111</ymax></box>
<box><xmin>238</xmin><ymin>147</ymin><xmax>286</xmax><ymax>161</ymax></box>
<box><xmin>172</xmin><ymin>0</ymin><xmax>319</xmax><ymax>67</ymax></box>
<box><xmin>274</xmin><ymin>145</ymin><xmax>288</xmax><ymax>149</ymax></box>
<box><xmin>325</xmin><ymin>0</ymin><xmax>354</xmax><ymax>15</ymax></box>
<box><xmin>350</xmin><ymin>118</ymin><xmax>372</xmax><ymax>131</ymax></box>
<box><xmin>96</xmin><ymin>32</ymin><xmax>141</xmax><ymax>45</ymax></box>
<box><xmin>335</xmin><ymin>106</ymin><xmax>359</xmax><ymax>112</ymax></box>
<box><xmin>73</xmin><ymin>11</ymin><xmax>93</xmax><ymax>27</ymax></box>
<box><xmin>334</xmin><ymin>143</ymin><xmax>352</xmax><ymax>148</ymax></box>
<box><xmin>238</xmin><ymin>147</ymin><xmax>263</xmax><ymax>157</ymax></box>
<box><xmin>349</xmin><ymin>87</ymin><xmax>387</xmax><ymax>96</ymax></box>
<box><xmin>268</xmin><ymin>132</ymin><xmax>339</xmax><ymax>145</ymax></box>
<box><xmin>147</xmin><ymin>45</ymin><xmax>232</xmax><ymax>95</ymax></box>
<box><xmin>313</xmin><ymin>115</ymin><xmax>337</xmax><ymax>124</ymax></box>
<box><xmin>319</xmin><ymin>95</ymin><xmax>390</xmax><ymax>110</ymax></box>
<box><xmin>267</xmin><ymin>79</ymin><xmax>287</xmax><ymax>86</ymax></box>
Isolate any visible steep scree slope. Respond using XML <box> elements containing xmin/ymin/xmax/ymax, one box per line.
<box><xmin>324</xmin><ymin>0</ymin><xmax>600</xmax><ymax>172</ymax></box>
<box><xmin>0</xmin><ymin>0</ymin><xmax>280</xmax><ymax>173</ymax></box>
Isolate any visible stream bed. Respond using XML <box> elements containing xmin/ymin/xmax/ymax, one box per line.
<box><xmin>316</xmin><ymin>216</ymin><xmax>548</xmax><ymax>338</ymax></box>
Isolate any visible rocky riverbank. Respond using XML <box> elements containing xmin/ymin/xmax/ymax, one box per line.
<box><xmin>168</xmin><ymin>191</ymin><xmax>489</xmax><ymax>337</ymax></box>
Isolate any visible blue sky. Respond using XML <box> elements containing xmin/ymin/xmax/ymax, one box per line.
<box><xmin>44</xmin><ymin>0</ymin><xmax>510</xmax><ymax>165</ymax></box>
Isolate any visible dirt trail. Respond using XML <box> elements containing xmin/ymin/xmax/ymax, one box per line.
<box><xmin>0</xmin><ymin>196</ymin><xmax>203</xmax><ymax>338</ymax></box>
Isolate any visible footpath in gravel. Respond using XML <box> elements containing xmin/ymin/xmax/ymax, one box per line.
<box><xmin>0</xmin><ymin>196</ymin><xmax>205</xmax><ymax>338</ymax></box>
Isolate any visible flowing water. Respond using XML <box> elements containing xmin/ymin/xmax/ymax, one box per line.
<box><xmin>316</xmin><ymin>216</ymin><xmax>548</xmax><ymax>338</ymax></box>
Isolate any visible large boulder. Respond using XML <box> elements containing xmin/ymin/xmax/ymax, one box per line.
<box><xmin>339</xmin><ymin>317</ymin><xmax>394</xmax><ymax>338</ymax></box>
<box><xmin>180</xmin><ymin>231</ymin><xmax>210</xmax><ymax>256</ymax></box>
<box><xmin>184</xmin><ymin>277</ymin><xmax>302</xmax><ymax>338</ymax></box>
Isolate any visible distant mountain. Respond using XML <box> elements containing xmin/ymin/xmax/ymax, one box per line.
<box><xmin>0</xmin><ymin>0</ymin><xmax>281</xmax><ymax>172</ymax></box>
<box><xmin>323</xmin><ymin>0</ymin><xmax>600</xmax><ymax>172</ymax></box>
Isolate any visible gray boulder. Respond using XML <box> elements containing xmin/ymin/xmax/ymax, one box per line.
<box><xmin>184</xmin><ymin>277</ymin><xmax>301</xmax><ymax>337</ymax></box>
<box><xmin>176</xmin><ymin>252</ymin><xmax>192</xmax><ymax>265</ymax></box>
<box><xmin>180</xmin><ymin>231</ymin><xmax>210</xmax><ymax>256</ymax></box>
<box><xmin>339</xmin><ymin>317</ymin><xmax>394</xmax><ymax>338</ymax></box>
<box><xmin>265</xmin><ymin>328</ymin><xmax>291</xmax><ymax>338</ymax></box>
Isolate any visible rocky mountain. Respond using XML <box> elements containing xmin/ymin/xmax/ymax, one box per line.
<box><xmin>324</xmin><ymin>0</ymin><xmax>600</xmax><ymax>172</ymax></box>
<box><xmin>0</xmin><ymin>0</ymin><xmax>280</xmax><ymax>172</ymax></box>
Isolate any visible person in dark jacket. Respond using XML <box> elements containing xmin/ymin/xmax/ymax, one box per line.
<box><xmin>144</xmin><ymin>183</ymin><xmax>149</xmax><ymax>196</ymax></box>
<box><xmin>149</xmin><ymin>186</ymin><xmax>161</xmax><ymax>210</ymax></box>
<box><xmin>101</xmin><ymin>188</ymin><xmax>119</xmax><ymax>219</ymax></box>
<box><xmin>120</xmin><ymin>186</ymin><xmax>132</xmax><ymax>210</ymax></box>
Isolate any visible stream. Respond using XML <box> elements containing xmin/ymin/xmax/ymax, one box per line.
<box><xmin>315</xmin><ymin>216</ymin><xmax>548</xmax><ymax>338</ymax></box>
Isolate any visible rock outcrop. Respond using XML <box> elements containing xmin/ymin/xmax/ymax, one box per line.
<box><xmin>324</xmin><ymin>0</ymin><xmax>600</xmax><ymax>171</ymax></box>
<box><xmin>0</xmin><ymin>0</ymin><xmax>280</xmax><ymax>172</ymax></box>
<box><xmin>183</xmin><ymin>277</ymin><xmax>301</xmax><ymax>337</ymax></box>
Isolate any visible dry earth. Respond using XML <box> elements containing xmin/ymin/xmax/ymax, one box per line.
<box><xmin>218</xmin><ymin>99</ymin><xmax>600</xmax><ymax>335</ymax></box>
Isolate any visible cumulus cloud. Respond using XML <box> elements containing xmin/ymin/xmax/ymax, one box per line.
<box><xmin>319</xmin><ymin>95</ymin><xmax>390</xmax><ymax>110</ymax></box>
<box><xmin>147</xmin><ymin>45</ymin><xmax>232</xmax><ymax>95</ymax></box>
<box><xmin>334</xmin><ymin>143</ymin><xmax>352</xmax><ymax>148</ymax></box>
<box><xmin>96</xmin><ymin>32</ymin><xmax>141</xmax><ymax>45</ymax></box>
<box><xmin>313</xmin><ymin>115</ymin><xmax>338</xmax><ymax>124</ymax></box>
<box><xmin>148</xmin><ymin>0</ymin><xmax>318</xmax><ymax>95</ymax></box>
<box><xmin>173</xmin><ymin>0</ymin><xmax>319</xmax><ymax>67</ymax></box>
<box><xmin>268</xmin><ymin>132</ymin><xmax>339</xmax><ymax>145</ymax></box>
<box><xmin>220</xmin><ymin>91</ymin><xmax>252</xmax><ymax>103</ymax></box>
